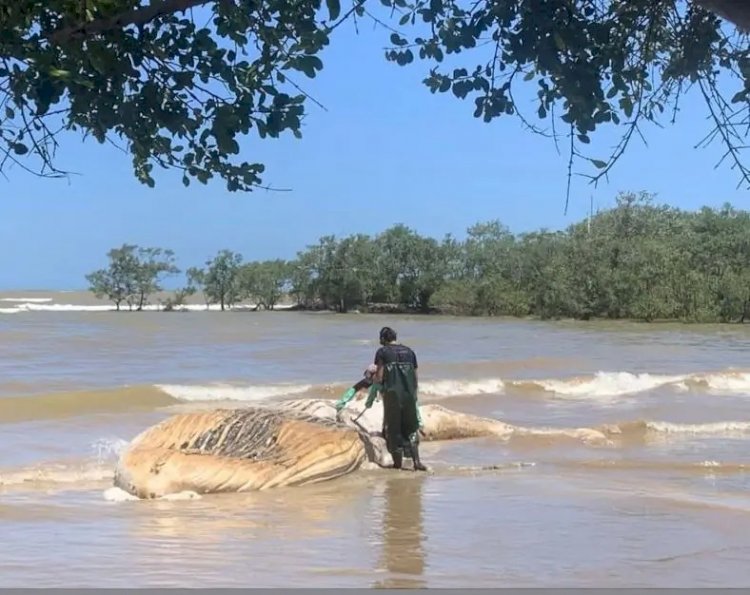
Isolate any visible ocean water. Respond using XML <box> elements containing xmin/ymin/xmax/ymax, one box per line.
<box><xmin>2</xmin><ymin>291</ymin><xmax>750</xmax><ymax>587</ymax></box>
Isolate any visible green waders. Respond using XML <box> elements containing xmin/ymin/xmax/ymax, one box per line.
<box><xmin>381</xmin><ymin>361</ymin><xmax>426</xmax><ymax>471</ymax></box>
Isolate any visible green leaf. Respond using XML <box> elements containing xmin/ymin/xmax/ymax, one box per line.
<box><xmin>326</xmin><ymin>0</ymin><xmax>341</xmax><ymax>21</ymax></box>
<box><xmin>390</xmin><ymin>33</ymin><xmax>408</xmax><ymax>47</ymax></box>
<box><xmin>621</xmin><ymin>96</ymin><xmax>634</xmax><ymax>118</ymax></box>
<box><xmin>49</xmin><ymin>68</ymin><xmax>71</xmax><ymax>79</ymax></box>
<box><xmin>553</xmin><ymin>32</ymin><xmax>565</xmax><ymax>51</ymax></box>
<box><xmin>294</xmin><ymin>55</ymin><xmax>323</xmax><ymax>78</ymax></box>
<box><xmin>88</xmin><ymin>48</ymin><xmax>110</xmax><ymax>75</ymax></box>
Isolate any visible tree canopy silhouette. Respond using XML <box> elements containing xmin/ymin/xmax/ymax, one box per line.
<box><xmin>1</xmin><ymin>0</ymin><xmax>749</xmax><ymax>194</ymax></box>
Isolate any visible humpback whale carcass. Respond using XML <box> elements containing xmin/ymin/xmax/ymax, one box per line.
<box><xmin>113</xmin><ymin>407</ymin><xmax>378</xmax><ymax>499</ymax></box>
<box><xmin>274</xmin><ymin>398</ymin><xmax>610</xmax><ymax>445</ymax></box>
<box><xmin>113</xmin><ymin>397</ymin><xmax>611</xmax><ymax>499</ymax></box>
<box><xmin>274</xmin><ymin>397</ymin><xmax>517</xmax><ymax>441</ymax></box>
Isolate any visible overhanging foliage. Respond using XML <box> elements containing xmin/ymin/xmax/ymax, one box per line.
<box><xmin>1</xmin><ymin>0</ymin><xmax>749</xmax><ymax>195</ymax></box>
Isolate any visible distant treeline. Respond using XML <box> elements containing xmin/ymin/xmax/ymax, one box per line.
<box><xmin>85</xmin><ymin>191</ymin><xmax>750</xmax><ymax>323</ymax></box>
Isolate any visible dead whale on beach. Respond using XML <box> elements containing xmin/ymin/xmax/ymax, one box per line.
<box><xmin>275</xmin><ymin>397</ymin><xmax>611</xmax><ymax>446</ymax></box>
<box><xmin>113</xmin><ymin>398</ymin><xmax>612</xmax><ymax>499</ymax></box>
<box><xmin>113</xmin><ymin>406</ymin><xmax>373</xmax><ymax>499</ymax></box>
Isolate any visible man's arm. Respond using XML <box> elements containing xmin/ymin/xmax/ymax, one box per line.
<box><xmin>335</xmin><ymin>386</ymin><xmax>357</xmax><ymax>410</ymax></box>
<box><xmin>335</xmin><ymin>377</ymin><xmax>371</xmax><ymax>410</ymax></box>
<box><xmin>365</xmin><ymin>383</ymin><xmax>381</xmax><ymax>408</ymax></box>
<box><xmin>352</xmin><ymin>378</ymin><xmax>370</xmax><ymax>392</ymax></box>
<box><xmin>411</xmin><ymin>348</ymin><xmax>424</xmax><ymax>429</ymax></box>
<box><xmin>373</xmin><ymin>347</ymin><xmax>385</xmax><ymax>383</ymax></box>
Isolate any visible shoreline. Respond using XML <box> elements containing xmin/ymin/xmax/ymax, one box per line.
<box><xmin>2</xmin><ymin>289</ymin><xmax>750</xmax><ymax>325</ymax></box>
<box><xmin>2</xmin><ymin>297</ymin><xmax>749</xmax><ymax>325</ymax></box>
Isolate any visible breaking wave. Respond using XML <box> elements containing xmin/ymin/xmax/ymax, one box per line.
<box><xmin>0</xmin><ymin>301</ymin><xmax>294</xmax><ymax>314</ymax></box>
<box><xmin>416</xmin><ymin>378</ymin><xmax>506</xmax><ymax>396</ymax></box>
<box><xmin>517</xmin><ymin>372</ymin><xmax>685</xmax><ymax>399</ymax></box>
<box><xmin>4</xmin><ymin>368</ymin><xmax>750</xmax><ymax>424</ymax></box>
<box><xmin>508</xmin><ymin>370</ymin><xmax>750</xmax><ymax>400</ymax></box>
<box><xmin>155</xmin><ymin>382</ymin><xmax>316</xmax><ymax>402</ymax></box>
<box><xmin>497</xmin><ymin>418</ymin><xmax>750</xmax><ymax>447</ymax></box>
<box><xmin>604</xmin><ymin>420</ymin><xmax>750</xmax><ymax>438</ymax></box>
<box><xmin>0</xmin><ymin>438</ymin><xmax>127</xmax><ymax>491</ymax></box>
<box><xmin>0</xmin><ymin>379</ymin><xmax>509</xmax><ymax>423</ymax></box>
<box><xmin>0</xmin><ymin>462</ymin><xmax>114</xmax><ymax>489</ymax></box>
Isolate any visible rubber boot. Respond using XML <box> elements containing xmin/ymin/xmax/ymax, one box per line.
<box><xmin>409</xmin><ymin>436</ymin><xmax>427</xmax><ymax>471</ymax></box>
<box><xmin>391</xmin><ymin>449</ymin><xmax>403</xmax><ymax>469</ymax></box>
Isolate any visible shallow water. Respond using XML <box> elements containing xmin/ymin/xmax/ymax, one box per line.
<box><xmin>3</xmin><ymin>291</ymin><xmax>750</xmax><ymax>587</ymax></box>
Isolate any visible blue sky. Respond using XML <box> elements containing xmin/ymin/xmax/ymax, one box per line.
<box><xmin>1</xmin><ymin>15</ymin><xmax>748</xmax><ymax>289</ymax></box>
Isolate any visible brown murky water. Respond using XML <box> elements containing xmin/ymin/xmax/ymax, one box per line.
<box><xmin>2</xmin><ymin>291</ymin><xmax>750</xmax><ymax>586</ymax></box>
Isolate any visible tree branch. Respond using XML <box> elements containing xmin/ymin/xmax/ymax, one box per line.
<box><xmin>694</xmin><ymin>0</ymin><xmax>750</xmax><ymax>32</ymax></box>
<box><xmin>48</xmin><ymin>0</ymin><xmax>216</xmax><ymax>44</ymax></box>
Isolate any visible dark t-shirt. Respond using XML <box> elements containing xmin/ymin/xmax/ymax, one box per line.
<box><xmin>374</xmin><ymin>343</ymin><xmax>418</xmax><ymax>369</ymax></box>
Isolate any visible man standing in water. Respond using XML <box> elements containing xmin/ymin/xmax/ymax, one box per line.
<box><xmin>373</xmin><ymin>326</ymin><xmax>427</xmax><ymax>471</ymax></box>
